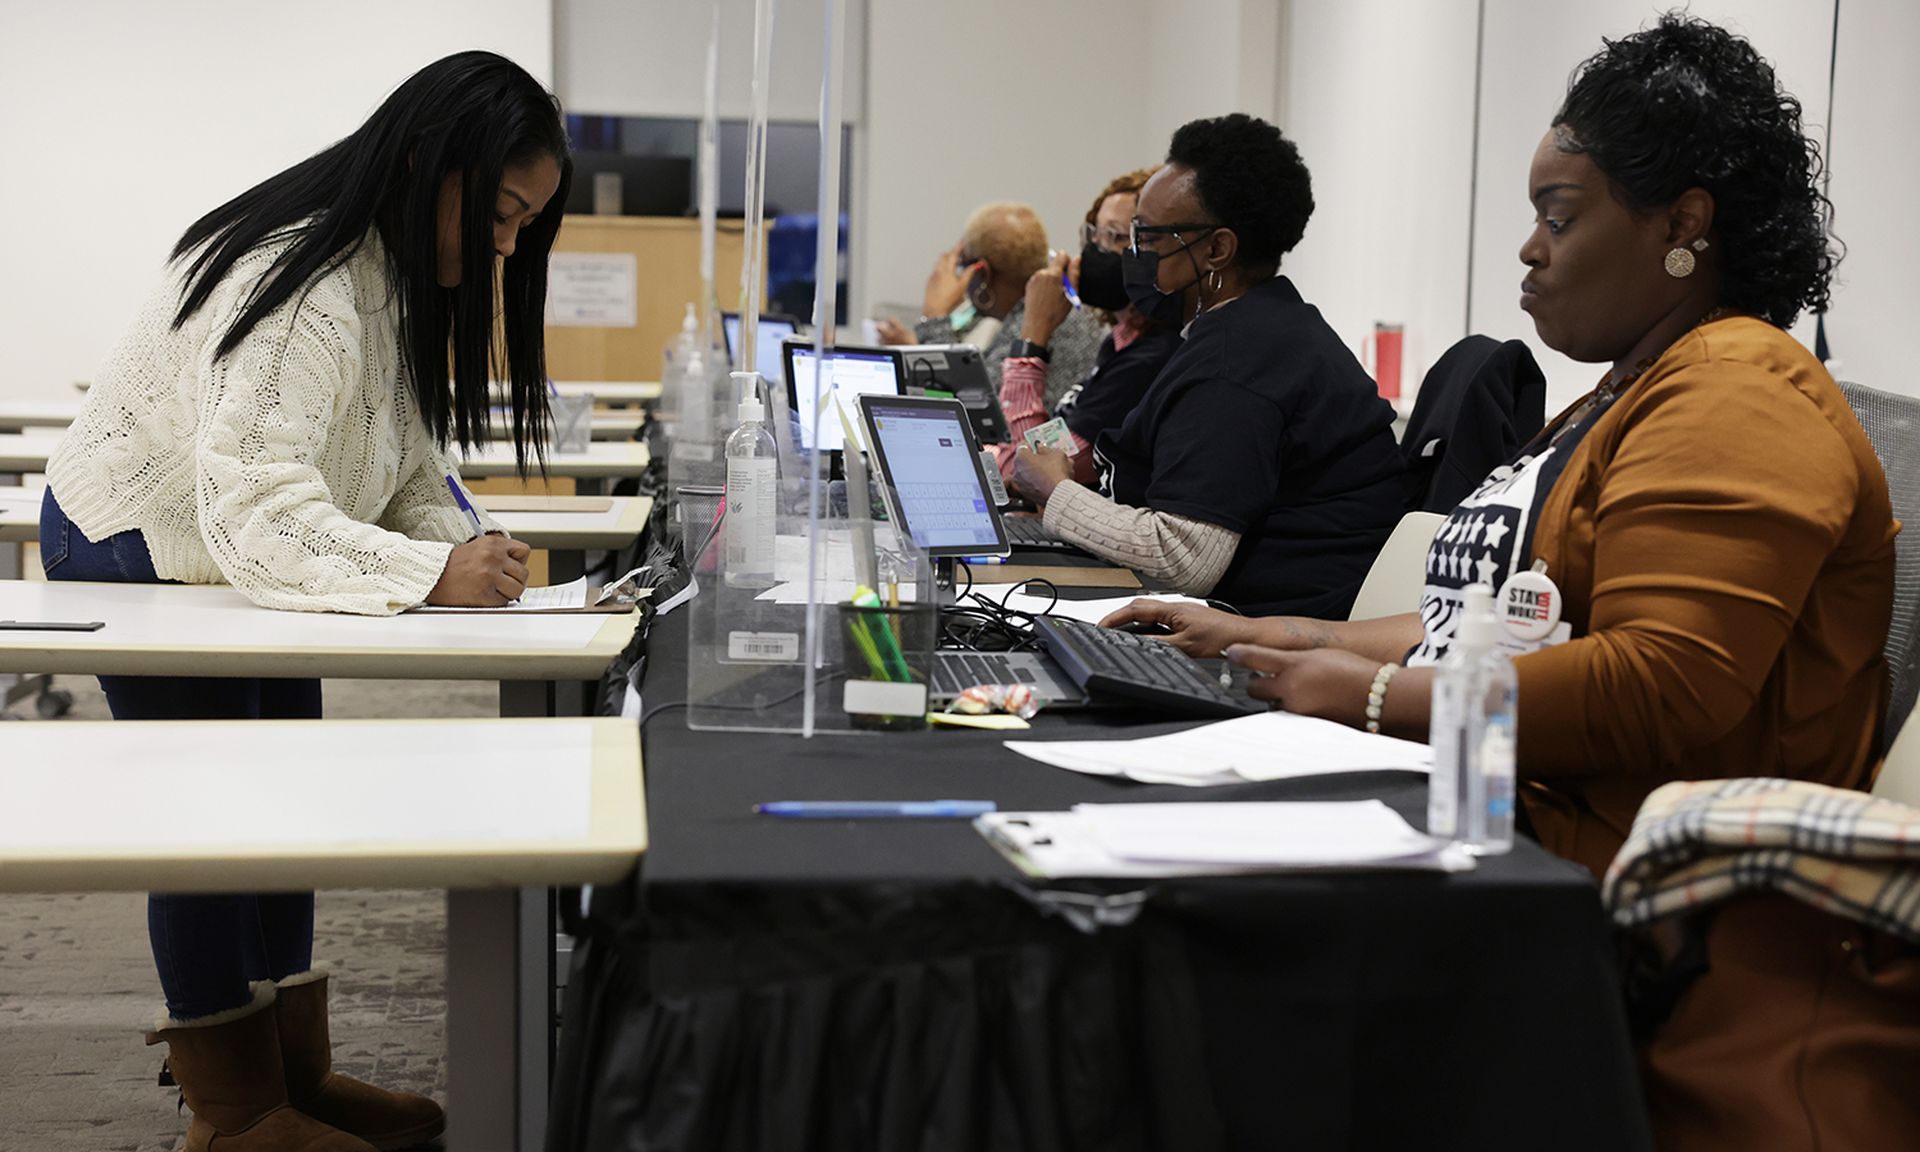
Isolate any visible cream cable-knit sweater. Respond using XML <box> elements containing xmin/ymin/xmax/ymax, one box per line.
<box><xmin>47</xmin><ymin>228</ymin><xmax>501</xmax><ymax>616</ymax></box>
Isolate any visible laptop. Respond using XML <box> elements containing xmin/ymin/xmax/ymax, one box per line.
<box><xmin>722</xmin><ymin>312</ymin><xmax>803</xmax><ymax>393</ymax></box>
<box><xmin>856</xmin><ymin>393</ymin><xmax>1091</xmax><ymax>708</ymax></box>
<box><xmin>782</xmin><ymin>343</ymin><xmax>906</xmax><ymax>456</ymax></box>
<box><xmin>896</xmin><ymin>344</ymin><xmax>1011</xmax><ymax>445</ymax></box>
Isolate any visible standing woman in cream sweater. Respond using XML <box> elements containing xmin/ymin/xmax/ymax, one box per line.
<box><xmin>40</xmin><ymin>52</ymin><xmax>569</xmax><ymax>1151</ymax></box>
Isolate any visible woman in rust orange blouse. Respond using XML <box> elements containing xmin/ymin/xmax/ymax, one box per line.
<box><xmin>1104</xmin><ymin>16</ymin><xmax>1896</xmax><ymax>880</ymax></box>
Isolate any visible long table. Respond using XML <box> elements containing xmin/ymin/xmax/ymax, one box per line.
<box><xmin>547</xmin><ymin>607</ymin><xmax>1652</xmax><ymax>1151</ymax></box>
<box><xmin>0</xmin><ymin>715</ymin><xmax>645</xmax><ymax>1152</ymax></box>
<box><xmin>457</xmin><ymin>440</ymin><xmax>650</xmax><ymax>497</ymax></box>
<box><xmin>0</xmin><ymin>578</ymin><xmax>644</xmax><ymax>1147</ymax></box>
<box><xmin>0</xmin><ymin>398</ymin><xmax>83</xmax><ymax>431</ymax></box>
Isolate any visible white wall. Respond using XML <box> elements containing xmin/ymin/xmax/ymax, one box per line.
<box><xmin>1278</xmin><ymin>0</ymin><xmax>1480</xmax><ymax>396</ymax></box>
<box><xmin>859</xmin><ymin>0</ymin><xmax>1286</xmax><ymax>319</ymax></box>
<box><xmin>1466</xmin><ymin>1</ymin><xmax>1838</xmax><ymax>414</ymax></box>
<box><xmin>1822</xmin><ymin>1</ymin><xmax>1920</xmax><ymax>397</ymax></box>
<box><xmin>859</xmin><ymin>0</ymin><xmax>1158</xmax><ymax>315</ymax></box>
<box><xmin>0</xmin><ymin>0</ymin><xmax>554</xmax><ymax>405</ymax></box>
<box><xmin>554</xmin><ymin>0</ymin><xmax>866</xmax><ymax>125</ymax></box>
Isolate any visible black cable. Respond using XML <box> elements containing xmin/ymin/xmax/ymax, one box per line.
<box><xmin>638</xmin><ymin>670</ymin><xmax>849</xmax><ymax>728</ymax></box>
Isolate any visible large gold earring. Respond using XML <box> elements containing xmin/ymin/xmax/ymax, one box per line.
<box><xmin>1664</xmin><ymin>237</ymin><xmax>1709</xmax><ymax>279</ymax></box>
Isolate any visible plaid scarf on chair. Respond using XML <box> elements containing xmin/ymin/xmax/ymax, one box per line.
<box><xmin>1603</xmin><ymin>777</ymin><xmax>1920</xmax><ymax>945</ymax></box>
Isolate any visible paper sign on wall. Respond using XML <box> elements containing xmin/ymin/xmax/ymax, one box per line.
<box><xmin>546</xmin><ymin>252</ymin><xmax>637</xmax><ymax>327</ymax></box>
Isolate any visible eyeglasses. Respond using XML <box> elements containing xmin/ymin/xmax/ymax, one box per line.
<box><xmin>1128</xmin><ymin>219</ymin><xmax>1221</xmax><ymax>255</ymax></box>
<box><xmin>1079</xmin><ymin>221</ymin><xmax>1130</xmax><ymax>251</ymax></box>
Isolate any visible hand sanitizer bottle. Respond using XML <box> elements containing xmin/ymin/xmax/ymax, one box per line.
<box><xmin>1430</xmin><ymin>583</ymin><xmax>1499</xmax><ymax>847</ymax></box>
<box><xmin>1475</xmin><ymin>604</ymin><xmax>1518</xmax><ymax>855</ymax></box>
<box><xmin>723</xmin><ymin>374</ymin><xmax>777</xmax><ymax>589</ymax></box>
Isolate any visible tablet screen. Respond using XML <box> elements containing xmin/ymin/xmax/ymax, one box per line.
<box><xmin>860</xmin><ymin>395</ymin><xmax>1008</xmax><ymax>556</ymax></box>
<box><xmin>786</xmin><ymin>346</ymin><xmax>902</xmax><ymax>453</ymax></box>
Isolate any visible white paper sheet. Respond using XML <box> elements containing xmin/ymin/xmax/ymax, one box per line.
<box><xmin>1004</xmin><ymin>711</ymin><xmax>1432</xmax><ymax>787</ymax></box>
<box><xmin>1076</xmin><ymin>801</ymin><xmax>1447</xmax><ymax>866</ymax></box>
<box><xmin>976</xmin><ymin>800</ymin><xmax>1472</xmax><ymax>878</ymax></box>
<box><xmin>546</xmin><ymin>251</ymin><xmax>637</xmax><ymax>327</ymax></box>
<box><xmin>412</xmin><ymin>577</ymin><xmax>588</xmax><ymax>613</ymax></box>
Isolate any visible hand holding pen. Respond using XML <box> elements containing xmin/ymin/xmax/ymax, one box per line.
<box><xmin>1019</xmin><ymin>250</ymin><xmax>1077</xmax><ymax>347</ymax></box>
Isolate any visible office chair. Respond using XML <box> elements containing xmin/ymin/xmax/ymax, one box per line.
<box><xmin>1348</xmin><ymin>511</ymin><xmax>1446</xmax><ymax>622</ymax></box>
<box><xmin>1837</xmin><ymin>381</ymin><xmax>1920</xmax><ymax>797</ymax></box>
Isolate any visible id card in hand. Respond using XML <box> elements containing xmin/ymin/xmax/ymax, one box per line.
<box><xmin>1023</xmin><ymin>417</ymin><xmax>1071</xmax><ymax>452</ymax></box>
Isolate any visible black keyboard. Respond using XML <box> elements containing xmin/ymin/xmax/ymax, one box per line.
<box><xmin>1032</xmin><ymin>617</ymin><xmax>1263</xmax><ymax>719</ymax></box>
<box><xmin>1002</xmin><ymin>516</ymin><xmax>1078</xmax><ymax>550</ymax></box>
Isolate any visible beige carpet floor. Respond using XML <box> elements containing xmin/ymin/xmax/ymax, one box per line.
<box><xmin>0</xmin><ymin>676</ymin><xmax>496</xmax><ymax>1150</ymax></box>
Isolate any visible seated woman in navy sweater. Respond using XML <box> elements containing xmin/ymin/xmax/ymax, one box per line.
<box><xmin>1010</xmin><ymin>114</ymin><xmax>1404</xmax><ymax>618</ymax></box>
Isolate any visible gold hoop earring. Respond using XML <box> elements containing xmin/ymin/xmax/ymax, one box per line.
<box><xmin>1207</xmin><ymin>269</ymin><xmax>1224</xmax><ymax>294</ymax></box>
<box><xmin>1664</xmin><ymin>237</ymin><xmax>1709</xmax><ymax>279</ymax></box>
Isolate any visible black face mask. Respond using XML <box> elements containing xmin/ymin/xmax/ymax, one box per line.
<box><xmin>1121</xmin><ymin>248</ymin><xmax>1187</xmax><ymax>326</ymax></box>
<box><xmin>1076</xmin><ymin>242</ymin><xmax>1131</xmax><ymax>312</ymax></box>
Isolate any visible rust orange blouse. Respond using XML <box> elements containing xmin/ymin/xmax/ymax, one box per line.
<box><xmin>1515</xmin><ymin>315</ymin><xmax>1897</xmax><ymax>875</ymax></box>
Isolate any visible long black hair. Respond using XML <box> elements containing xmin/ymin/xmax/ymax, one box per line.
<box><xmin>1553</xmin><ymin>13</ymin><xmax>1837</xmax><ymax>328</ymax></box>
<box><xmin>171</xmin><ymin>50</ymin><xmax>571</xmax><ymax>471</ymax></box>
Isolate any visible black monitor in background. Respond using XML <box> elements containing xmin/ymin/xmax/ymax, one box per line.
<box><xmin>722</xmin><ymin>312</ymin><xmax>803</xmax><ymax>389</ymax></box>
<box><xmin>562</xmin><ymin>151</ymin><xmax>693</xmax><ymax>217</ymax></box>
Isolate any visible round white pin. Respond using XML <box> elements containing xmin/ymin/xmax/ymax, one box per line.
<box><xmin>1498</xmin><ymin>563</ymin><xmax>1562</xmax><ymax>643</ymax></box>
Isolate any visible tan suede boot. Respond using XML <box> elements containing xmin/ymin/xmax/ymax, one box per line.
<box><xmin>144</xmin><ymin>982</ymin><xmax>374</xmax><ymax>1152</ymax></box>
<box><xmin>274</xmin><ymin>969</ymin><xmax>447</xmax><ymax>1151</ymax></box>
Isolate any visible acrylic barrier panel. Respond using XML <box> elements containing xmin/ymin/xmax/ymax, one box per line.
<box><xmin>686</xmin><ymin>451</ymin><xmax>936</xmax><ymax>735</ymax></box>
<box><xmin>665</xmin><ymin>345</ymin><xmax>733</xmax><ymax>544</ymax></box>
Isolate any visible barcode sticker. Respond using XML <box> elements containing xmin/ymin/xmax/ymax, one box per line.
<box><xmin>728</xmin><ymin>631</ymin><xmax>800</xmax><ymax>663</ymax></box>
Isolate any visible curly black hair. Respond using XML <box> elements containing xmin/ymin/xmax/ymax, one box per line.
<box><xmin>1166</xmin><ymin>113</ymin><xmax>1314</xmax><ymax>275</ymax></box>
<box><xmin>1553</xmin><ymin>12</ymin><xmax>1837</xmax><ymax>328</ymax></box>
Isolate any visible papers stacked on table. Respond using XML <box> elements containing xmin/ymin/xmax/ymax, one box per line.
<box><xmin>977</xmin><ymin>800</ymin><xmax>1473</xmax><ymax>878</ymax></box>
<box><xmin>1004</xmin><ymin>711</ymin><xmax>1432</xmax><ymax>787</ymax></box>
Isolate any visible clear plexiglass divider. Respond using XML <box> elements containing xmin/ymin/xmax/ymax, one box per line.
<box><xmin>686</xmin><ymin>423</ymin><xmax>937</xmax><ymax>735</ymax></box>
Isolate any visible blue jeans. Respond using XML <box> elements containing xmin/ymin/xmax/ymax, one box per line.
<box><xmin>40</xmin><ymin>488</ymin><xmax>320</xmax><ymax>1019</ymax></box>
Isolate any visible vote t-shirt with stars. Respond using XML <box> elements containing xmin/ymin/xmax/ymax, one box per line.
<box><xmin>1406</xmin><ymin>396</ymin><xmax>1614</xmax><ymax>667</ymax></box>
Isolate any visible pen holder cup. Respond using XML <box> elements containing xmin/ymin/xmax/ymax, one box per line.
<box><xmin>549</xmin><ymin>392</ymin><xmax>594</xmax><ymax>454</ymax></box>
<box><xmin>837</xmin><ymin>601</ymin><xmax>937</xmax><ymax>731</ymax></box>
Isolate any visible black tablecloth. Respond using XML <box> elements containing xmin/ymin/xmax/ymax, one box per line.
<box><xmin>549</xmin><ymin>609</ymin><xmax>1651</xmax><ymax>1152</ymax></box>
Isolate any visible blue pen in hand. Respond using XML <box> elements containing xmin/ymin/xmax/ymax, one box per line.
<box><xmin>755</xmin><ymin>800</ymin><xmax>997</xmax><ymax>819</ymax></box>
<box><xmin>445</xmin><ymin>475</ymin><xmax>486</xmax><ymax>537</ymax></box>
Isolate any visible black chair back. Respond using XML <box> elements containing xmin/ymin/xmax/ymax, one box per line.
<box><xmin>1400</xmin><ymin>337</ymin><xmax>1546</xmax><ymax>512</ymax></box>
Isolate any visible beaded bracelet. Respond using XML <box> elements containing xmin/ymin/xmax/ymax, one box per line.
<box><xmin>1365</xmin><ymin>663</ymin><xmax>1402</xmax><ymax>734</ymax></box>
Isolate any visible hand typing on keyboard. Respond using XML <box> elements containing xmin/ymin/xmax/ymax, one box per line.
<box><xmin>1221</xmin><ymin>644</ymin><xmax>1385</xmax><ymax>728</ymax></box>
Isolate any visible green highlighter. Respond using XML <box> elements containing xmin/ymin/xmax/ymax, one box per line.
<box><xmin>851</xmin><ymin>585</ymin><xmax>912</xmax><ymax>681</ymax></box>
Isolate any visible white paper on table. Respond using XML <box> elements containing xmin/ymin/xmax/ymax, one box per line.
<box><xmin>1004</xmin><ymin>711</ymin><xmax>1432</xmax><ymax>787</ymax></box>
<box><xmin>410</xmin><ymin>577</ymin><xmax>590</xmax><ymax>613</ymax></box>
<box><xmin>969</xmin><ymin>590</ymin><xmax>1208</xmax><ymax>627</ymax></box>
<box><xmin>976</xmin><ymin>802</ymin><xmax>1473</xmax><ymax>878</ymax></box>
<box><xmin>1075</xmin><ymin>800</ymin><xmax>1452</xmax><ymax>867</ymax></box>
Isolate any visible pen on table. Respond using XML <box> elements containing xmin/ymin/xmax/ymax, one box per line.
<box><xmin>754</xmin><ymin>800</ymin><xmax>998</xmax><ymax>819</ymax></box>
<box><xmin>963</xmin><ymin>554</ymin><xmax>1007</xmax><ymax>565</ymax></box>
<box><xmin>445</xmin><ymin>474</ymin><xmax>486</xmax><ymax>536</ymax></box>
